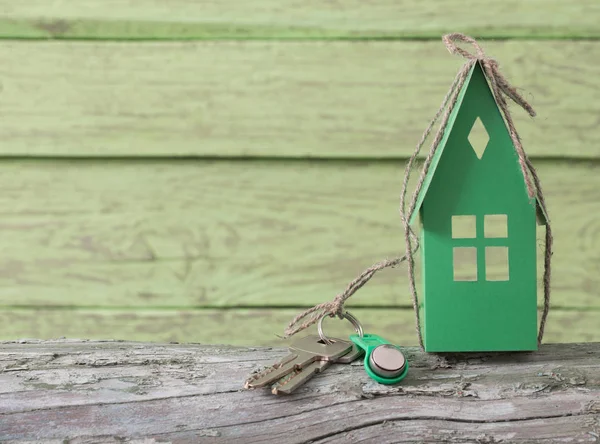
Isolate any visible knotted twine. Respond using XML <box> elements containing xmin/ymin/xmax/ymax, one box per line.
<box><xmin>284</xmin><ymin>33</ymin><xmax>553</xmax><ymax>349</ymax></box>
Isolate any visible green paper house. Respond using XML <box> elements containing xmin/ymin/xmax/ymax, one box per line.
<box><xmin>410</xmin><ymin>61</ymin><xmax>547</xmax><ymax>352</ymax></box>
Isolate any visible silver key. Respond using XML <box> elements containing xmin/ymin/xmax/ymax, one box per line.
<box><xmin>272</xmin><ymin>342</ymin><xmax>365</xmax><ymax>394</ymax></box>
<box><xmin>333</xmin><ymin>343</ymin><xmax>364</xmax><ymax>364</ymax></box>
<box><xmin>244</xmin><ymin>334</ymin><xmax>352</xmax><ymax>393</ymax></box>
<box><xmin>271</xmin><ymin>359</ymin><xmax>330</xmax><ymax>395</ymax></box>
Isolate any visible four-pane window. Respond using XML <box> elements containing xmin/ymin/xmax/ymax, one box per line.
<box><xmin>451</xmin><ymin>214</ymin><xmax>509</xmax><ymax>282</ymax></box>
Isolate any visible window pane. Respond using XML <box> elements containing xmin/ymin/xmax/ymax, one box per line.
<box><xmin>452</xmin><ymin>215</ymin><xmax>476</xmax><ymax>239</ymax></box>
<box><xmin>468</xmin><ymin>117</ymin><xmax>490</xmax><ymax>160</ymax></box>
<box><xmin>484</xmin><ymin>214</ymin><xmax>508</xmax><ymax>238</ymax></box>
<box><xmin>453</xmin><ymin>247</ymin><xmax>477</xmax><ymax>281</ymax></box>
<box><xmin>486</xmin><ymin>247</ymin><xmax>509</xmax><ymax>281</ymax></box>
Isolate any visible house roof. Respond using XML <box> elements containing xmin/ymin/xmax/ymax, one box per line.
<box><xmin>408</xmin><ymin>62</ymin><xmax>549</xmax><ymax>226</ymax></box>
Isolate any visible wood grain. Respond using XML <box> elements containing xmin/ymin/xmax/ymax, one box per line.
<box><xmin>0</xmin><ymin>340</ymin><xmax>598</xmax><ymax>442</ymax></box>
<box><xmin>0</xmin><ymin>0</ymin><xmax>597</xmax><ymax>39</ymax></box>
<box><xmin>0</xmin><ymin>159</ymin><xmax>596</xmax><ymax>309</ymax></box>
<box><xmin>0</xmin><ymin>308</ymin><xmax>597</xmax><ymax>346</ymax></box>
<box><xmin>0</xmin><ymin>41</ymin><xmax>598</xmax><ymax>158</ymax></box>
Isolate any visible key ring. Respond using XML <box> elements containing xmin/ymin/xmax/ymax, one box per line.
<box><xmin>318</xmin><ymin>311</ymin><xmax>364</xmax><ymax>344</ymax></box>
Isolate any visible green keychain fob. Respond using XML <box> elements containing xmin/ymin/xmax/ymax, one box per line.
<box><xmin>349</xmin><ymin>334</ymin><xmax>409</xmax><ymax>385</ymax></box>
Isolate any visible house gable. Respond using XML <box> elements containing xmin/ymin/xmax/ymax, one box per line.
<box><xmin>408</xmin><ymin>62</ymin><xmax>548</xmax><ymax>226</ymax></box>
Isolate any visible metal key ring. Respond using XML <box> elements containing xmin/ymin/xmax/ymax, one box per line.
<box><xmin>318</xmin><ymin>311</ymin><xmax>364</xmax><ymax>344</ymax></box>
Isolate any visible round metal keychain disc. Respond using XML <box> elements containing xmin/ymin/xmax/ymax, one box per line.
<box><xmin>369</xmin><ymin>344</ymin><xmax>406</xmax><ymax>378</ymax></box>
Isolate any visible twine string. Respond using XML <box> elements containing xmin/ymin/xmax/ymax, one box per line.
<box><xmin>284</xmin><ymin>33</ymin><xmax>553</xmax><ymax>348</ymax></box>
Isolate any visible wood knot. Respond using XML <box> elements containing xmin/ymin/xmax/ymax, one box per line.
<box><xmin>36</xmin><ymin>20</ymin><xmax>71</xmax><ymax>37</ymax></box>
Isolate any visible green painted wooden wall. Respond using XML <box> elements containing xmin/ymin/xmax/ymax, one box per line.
<box><xmin>0</xmin><ymin>1</ymin><xmax>598</xmax><ymax>346</ymax></box>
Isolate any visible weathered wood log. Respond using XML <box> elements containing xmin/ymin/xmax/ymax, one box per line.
<box><xmin>0</xmin><ymin>340</ymin><xmax>598</xmax><ymax>443</ymax></box>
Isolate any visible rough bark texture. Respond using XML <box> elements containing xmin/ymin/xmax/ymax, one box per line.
<box><xmin>0</xmin><ymin>340</ymin><xmax>598</xmax><ymax>443</ymax></box>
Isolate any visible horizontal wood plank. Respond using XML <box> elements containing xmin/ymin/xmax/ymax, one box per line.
<box><xmin>0</xmin><ymin>41</ymin><xmax>598</xmax><ymax>158</ymax></box>
<box><xmin>0</xmin><ymin>1</ymin><xmax>597</xmax><ymax>39</ymax></box>
<box><xmin>0</xmin><ymin>159</ymin><xmax>597</xmax><ymax>309</ymax></box>
<box><xmin>0</xmin><ymin>308</ymin><xmax>597</xmax><ymax>347</ymax></box>
<box><xmin>0</xmin><ymin>340</ymin><xmax>598</xmax><ymax>442</ymax></box>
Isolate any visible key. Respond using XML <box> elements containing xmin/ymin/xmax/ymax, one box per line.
<box><xmin>271</xmin><ymin>359</ymin><xmax>329</xmax><ymax>395</ymax></box>
<box><xmin>244</xmin><ymin>334</ymin><xmax>352</xmax><ymax>392</ymax></box>
<box><xmin>272</xmin><ymin>341</ymin><xmax>365</xmax><ymax>395</ymax></box>
<box><xmin>333</xmin><ymin>343</ymin><xmax>364</xmax><ymax>364</ymax></box>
